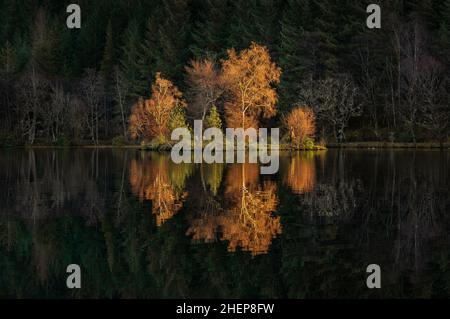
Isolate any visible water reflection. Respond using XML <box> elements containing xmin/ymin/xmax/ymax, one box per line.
<box><xmin>129</xmin><ymin>153</ymin><xmax>192</xmax><ymax>226</ymax></box>
<box><xmin>187</xmin><ymin>163</ymin><xmax>281</xmax><ymax>256</ymax></box>
<box><xmin>0</xmin><ymin>149</ymin><xmax>449</xmax><ymax>298</ymax></box>
<box><xmin>283</xmin><ymin>151</ymin><xmax>319</xmax><ymax>194</ymax></box>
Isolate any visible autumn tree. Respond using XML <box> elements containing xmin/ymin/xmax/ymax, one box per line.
<box><xmin>221</xmin><ymin>43</ymin><xmax>281</xmax><ymax>129</ymax></box>
<box><xmin>285</xmin><ymin>106</ymin><xmax>316</xmax><ymax>148</ymax></box>
<box><xmin>185</xmin><ymin>58</ymin><xmax>223</xmax><ymax>121</ymax></box>
<box><xmin>129</xmin><ymin>72</ymin><xmax>186</xmax><ymax>141</ymax></box>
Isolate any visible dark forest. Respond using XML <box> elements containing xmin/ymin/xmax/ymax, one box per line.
<box><xmin>0</xmin><ymin>0</ymin><xmax>449</xmax><ymax>147</ymax></box>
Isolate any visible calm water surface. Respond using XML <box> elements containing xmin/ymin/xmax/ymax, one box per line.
<box><xmin>0</xmin><ymin>149</ymin><xmax>449</xmax><ymax>298</ymax></box>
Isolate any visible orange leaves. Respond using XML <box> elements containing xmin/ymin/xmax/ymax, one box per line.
<box><xmin>129</xmin><ymin>43</ymin><xmax>282</xmax><ymax>139</ymax></box>
<box><xmin>221</xmin><ymin>43</ymin><xmax>281</xmax><ymax>129</ymax></box>
<box><xmin>285</xmin><ymin>106</ymin><xmax>316</xmax><ymax>148</ymax></box>
<box><xmin>129</xmin><ymin>72</ymin><xmax>186</xmax><ymax>140</ymax></box>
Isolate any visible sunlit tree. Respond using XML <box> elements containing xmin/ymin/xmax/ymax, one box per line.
<box><xmin>285</xmin><ymin>106</ymin><xmax>316</xmax><ymax>148</ymax></box>
<box><xmin>129</xmin><ymin>72</ymin><xmax>186</xmax><ymax>141</ymax></box>
<box><xmin>221</xmin><ymin>43</ymin><xmax>281</xmax><ymax>129</ymax></box>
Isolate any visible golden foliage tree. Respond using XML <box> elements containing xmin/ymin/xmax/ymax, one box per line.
<box><xmin>285</xmin><ymin>106</ymin><xmax>316</xmax><ymax>148</ymax></box>
<box><xmin>129</xmin><ymin>72</ymin><xmax>186</xmax><ymax>141</ymax></box>
<box><xmin>221</xmin><ymin>43</ymin><xmax>281</xmax><ymax>129</ymax></box>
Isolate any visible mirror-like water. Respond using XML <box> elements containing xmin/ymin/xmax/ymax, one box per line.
<box><xmin>0</xmin><ymin>149</ymin><xmax>449</xmax><ymax>298</ymax></box>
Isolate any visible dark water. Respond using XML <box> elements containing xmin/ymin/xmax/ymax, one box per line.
<box><xmin>0</xmin><ymin>149</ymin><xmax>449</xmax><ymax>298</ymax></box>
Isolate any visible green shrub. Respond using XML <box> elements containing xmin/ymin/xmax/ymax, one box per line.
<box><xmin>148</xmin><ymin>135</ymin><xmax>168</xmax><ymax>149</ymax></box>
<box><xmin>55</xmin><ymin>135</ymin><xmax>71</xmax><ymax>147</ymax></box>
<box><xmin>0</xmin><ymin>133</ymin><xmax>16</xmax><ymax>148</ymax></box>
<box><xmin>303</xmin><ymin>137</ymin><xmax>315</xmax><ymax>150</ymax></box>
<box><xmin>112</xmin><ymin>135</ymin><xmax>126</xmax><ymax>146</ymax></box>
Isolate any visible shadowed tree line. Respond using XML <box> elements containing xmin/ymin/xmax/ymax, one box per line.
<box><xmin>0</xmin><ymin>0</ymin><xmax>449</xmax><ymax>147</ymax></box>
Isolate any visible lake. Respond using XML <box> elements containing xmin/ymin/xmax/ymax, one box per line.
<box><xmin>0</xmin><ymin>149</ymin><xmax>449</xmax><ymax>298</ymax></box>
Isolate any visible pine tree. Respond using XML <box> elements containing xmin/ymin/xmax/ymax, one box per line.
<box><xmin>439</xmin><ymin>0</ymin><xmax>450</xmax><ymax>62</ymax></box>
<box><xmin>278</xmin><ymin>0</ymin><xmax>338</xmax><ymax>112</ymax></box>
<box><xmin>0</xmin><ymin>40</ymin><xmax>16</xmax><ymax>76</ymax></box>
<box><xmin>204</xmin><ymin>105</ymin><xmax>222</xmax><ymax>130</ymax></box>
<box><xmin>156</xmin><ymin>0</ymin><xmax>191</xmax><ymax>82</ymax></box>
<box><xmin>227</xmin><ymin>0</ymin><xmax>258</xmax><ymax>50</ymax></box>
<box><xmin>31</xmin><ymin>8</ymin><xmax>59</xmax><ymax>74</ymax></box>
<box><xmin>169</xmin><ymin>103</ymin><xmax>190</xmax><ymax>133</ymax></box>
<box><xmin>100</xmin><ymin>21</ymin><xmax>115</xmax><ymax>87</ymax></box>
<box><xmin>190</xmin><ymin>0</ymin><xmax>230</xmax><ymax>59</ymax></box>
<box><xmin>251</xmin><ymin>0</ymin><xmax>283</xmax><ymax>55</ymax></box>
<box><xmin>278</xmin><ymin>0</ymin><xmax>309</xmax><ymax>111</ymax></box>
<box><xmin>120</xmin><ymin>20</ymin><xmax>147</xmax><ymax>99</ymax></box>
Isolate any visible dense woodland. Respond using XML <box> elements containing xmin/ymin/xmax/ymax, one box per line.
<box><xmin>0</xmin><ymin>0</ymin><xmax>449</xmax><ymax>146</ymax></box>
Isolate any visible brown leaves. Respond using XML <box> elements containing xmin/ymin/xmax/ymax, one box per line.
<box><xmin>221</xmin><ymin>43</ymin><xmax>281</xmax><ymax>129</ymax></box>
<box><xmin>285</xmin><ymin>106</ymin><xmax>316</xmax><ymax>147</ymax></box>
<box><xmin>129</xmin><ymin>72</ymin><xmax>186</xmax><ymax>140</ymax></box>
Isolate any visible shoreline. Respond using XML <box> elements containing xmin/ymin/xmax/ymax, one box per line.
<box><xmin>1</xmin><ymin>142</ymin><xmax>449</xmax><ymax>150</ymax></box>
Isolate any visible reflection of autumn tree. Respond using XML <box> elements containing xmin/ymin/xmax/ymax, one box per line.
<box><xmin>284</xmin><ymin>152</ymin><xmax>317</xmax><ymax>194</ymax></box>
<box><xmin>129</xmin><ymin>154</ymin><xmax>191</xmax><ymax>226</ymax></box>
<box><xmin>187</xmin><ymin>163</ymin><xmax>281</xmax><ymax>256</ymax></box>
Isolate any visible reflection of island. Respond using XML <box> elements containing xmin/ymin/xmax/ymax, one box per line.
<box><xmin>284</xmin><ymin>152</ymin><xmax>318</xmax><ymax>194</ymax></box>
<box><xmin>129</xmin><ymin>154</ymin><xmax>191</xmax><ymax>226</ymax></box>
<box><xmin>187</xmin><ymin>163</ymin><xmax>281</xmax><ymax>256</ymax></box>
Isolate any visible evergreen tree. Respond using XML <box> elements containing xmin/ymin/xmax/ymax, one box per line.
<box><xmin>227</xmin><ymin>0</ymin><xmax>258</xmax><ymax>50</ymax></box>
<box><xmin>204</xmin><ymin>105</ymin><xmax>222</xmax><ymax>130</ymax></box>
<box><xmin>190</xmin><ymin>0</ymin><xmax>230</xmax><ymax>59</ymax></box>
<box><xmin>169</xmin><ymin>104</ymin><xmax>190</xmax><ymax>133</ymax></box>
<box><xmin>438</xmin><ymin>0</ymin><xmax>450</xmax><ymax>62</ymax></box>
<box><xmin>100</xmin><ymin>21</ymin><xmax>115</xmax><ymax>87</ymax></box>
<box><xmin>156</xmin><ymin>0</ymin><xmax>192</xmax><ymax>82</ymax></box>
<box><xmin>278</xmin><ymin>0</ymin><xmax>309</xmax><ymax>111</ymax></box>
<box><xmin>278</xmin><ymin>0</ymin><xmax>338</xmax><ymax>112</ymax></box>
<box><xmin>30</xmin><ymin>8</ymin><xmax>59</xmax><ymax>74</ymax></box>
<box><xmin>0</xmin><ymin>41</ymin><xmax>16</xmax><ymax>75</ymax></box>
<box><xmin>120</xmin><ymin>20</ymin><xmax>147</xmax><ymax>99</ymax></box>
